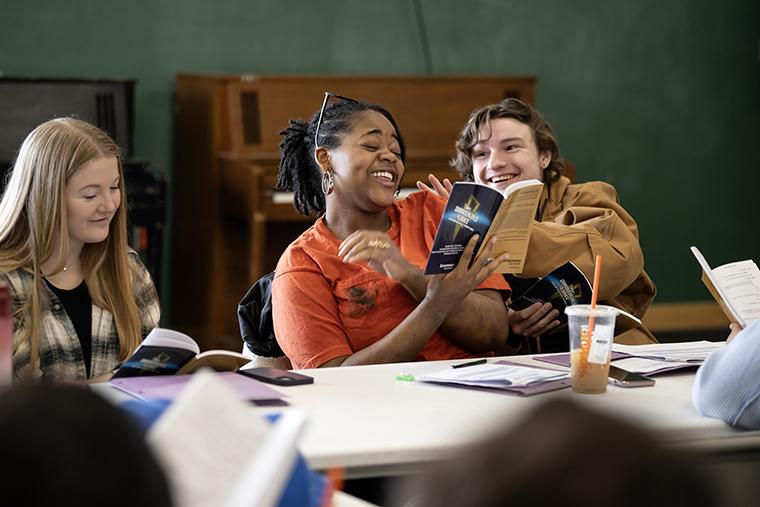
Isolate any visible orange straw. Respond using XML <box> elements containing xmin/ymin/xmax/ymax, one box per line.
<box><xmin>326</xmin><ymin>467</ymin><xmax>345</xmax><ymax>492</ymax></box>
<box><xmin>580</xmin><ymin>255</ymin><xmax>603</xmax><ymax>374</ymax></box>
<box><xmin>588</xmin><ymin>254</ymin><xmax>603</xmax><ymax>333</ymax></box>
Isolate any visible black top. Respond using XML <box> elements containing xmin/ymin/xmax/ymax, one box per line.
<box><xmin>45</xmin><ymin>280</ymin><xmax>93</xmax><ymax>376</ymax></box>
<box><xmin>504</xmin><ymin>274</ymin><xmax>540</xmax><ymax>301</ymax></box>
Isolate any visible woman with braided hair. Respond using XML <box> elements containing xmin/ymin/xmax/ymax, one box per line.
<box><xmin>272</xmin><ymin>94</ymin><xmax>510</xmax><ymax>369</ymax></box>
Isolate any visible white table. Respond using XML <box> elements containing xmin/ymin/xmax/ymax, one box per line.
<box><xmin>249</xmin><ymin>355</ymin><xmax>760</xmax><ymax>479</ymax></box>
<box><xmin>97</xmin><ymin>355</ymin><xmax>760</xmax><ymax>480</ymax></box>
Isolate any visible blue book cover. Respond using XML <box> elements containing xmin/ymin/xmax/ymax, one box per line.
<box><xmin>112</xmin><ymin>328</ymin><xmax>252</xmax><ymax>378</ymax></box>
<box><xmin>424</xmin><ymin>179</ymin><xmax>543</xmax><ymax>275</ymax></box>
<box><xmin>507</xmin><ymin>261</ymin><xmax>592</xmax><ymax>324</ymax></box>
<box><xmin>424</xmin><ymin>182</ymin><xmax>503</xmax><ymax>274</ymax></box>
<box><xmin>111</xmin><ymin>345</ymin><xmax>197</xmax><ymax>378</ymax></box>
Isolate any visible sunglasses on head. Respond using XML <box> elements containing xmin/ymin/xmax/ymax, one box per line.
<box><xmin>314</xmin><ymin>92</ymin><xmax>359</xmax><ymax>147</ymax></box>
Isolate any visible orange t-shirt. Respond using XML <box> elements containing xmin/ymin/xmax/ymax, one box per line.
<box><xmin>272</xmin><ymin>191</ymin><xmax>511</xmax><ymax>369</ymax></box>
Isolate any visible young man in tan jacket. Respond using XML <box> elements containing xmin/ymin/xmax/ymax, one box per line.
<box><xmin>419</xmin><ymin>98</ymin><xmax>656</xmax><ymax>352</ymax></box>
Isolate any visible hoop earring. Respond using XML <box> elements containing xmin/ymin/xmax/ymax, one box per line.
<box><xmin>394</xmin><ymin>188</ymin><xmax>400</xmax><ymax>198</ymax></box>
<box><xmin>321</xmin><ymin>170</ymin><xmax>334</xmax><ymax>195</ymax></box>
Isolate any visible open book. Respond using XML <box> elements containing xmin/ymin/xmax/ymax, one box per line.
<box><xmin>424</xmin><ymin>179</ymin><xmax>544</xmax><ymax>274</ymax></box>
<box><xmin>112</xmin><ymin>328</ymin><xmax>251</xmax><ymax>378</ymax></box>
<box><xmin>508</xmin><ymin>261</ymin><xmax>592</xmax><ymax>324</ymax></box>
<box><xmin>690</xmin><ymin>246</ymin><xmax>760</xmax><ymax>328</ymax></box>
<box><xmin>148</xmin><ymin>372</ymin><xmax>314</xmax><ymax>507</ymax></box>
<box><xmin>507</xmin><ymin>261</ymin><xmax>643</xmax><ymax>336</ymax></box>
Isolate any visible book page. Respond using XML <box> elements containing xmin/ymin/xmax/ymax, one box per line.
<box><xmin>224</xmin><ymin>411</ymin><xmax>306</xmax><ymax>507</ymax></box>
<box><xmin>690</xmin><ymin>246</ymin><xmax>744</xmax><ymax>325</ymax></box>
<box><xmin>140</xmin><ymin>327</ymin><xmax>200</xmax><ymax>355</ymax></box>
<box><xmin>485</xmin><ymin>179</ymin><xmax>543</xmax><ymax>274</ymax></box>
<box><xmin>712</xmin><ymin>260</ymin><xmax>760</xmax><ymax>326</ymax></box>
<box><xmin>148</xmin><ymin>372</ymin><xmax>298</xmax><ymax>507</ymax></box>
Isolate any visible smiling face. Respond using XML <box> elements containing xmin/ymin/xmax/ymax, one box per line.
<box><xmin>471</xmin><ymin>118</ymin><xmax>551</xmax><ymax>193</ymax></box>
<box><xmin>327</xmin><ymin>110</ymin><xmax>405</xmax><ymax>213</ymax></box>
<box><xmin>65</xmin><ymin>156</ymin><xmax>121</xmax><ymax>248</ymax></box>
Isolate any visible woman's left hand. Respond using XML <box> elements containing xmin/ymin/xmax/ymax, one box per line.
<box><xmin>425</xmin><ymin>235</ymin><xmax>507</xmax><ymax>311</ymax></box>
<box><xmin>339</xmin><ymin>230</ymin><xmax>416</xmax><ymax>281</ymax></box>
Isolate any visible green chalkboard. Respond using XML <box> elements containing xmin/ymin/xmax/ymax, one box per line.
<box><xmin>2</xmin><ymin>0</ymin><xmax>758</xmax><ymax>316</ymax></box>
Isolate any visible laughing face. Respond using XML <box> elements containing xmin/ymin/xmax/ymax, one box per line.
<box><xmin>471</xmin><ymin>117</ymin><xmax>551</xmax><ymax>193</ymax></box>
<box><xmin>327</xmin><ymin>110</ymin><xmax>404</xmax><ymax>212</ymax></box>
<box><xmin>65</xmin><ymin>156</ymin><xmax>121</xmax><ymax>249</ymax></box>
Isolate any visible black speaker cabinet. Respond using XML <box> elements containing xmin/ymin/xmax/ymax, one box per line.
<box><xmin>0</xmin><ymin>76</ymin><xmax>135</xmax><ymax>163</ymax></box>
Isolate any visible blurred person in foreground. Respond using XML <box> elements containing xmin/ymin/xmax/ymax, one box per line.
<box><xmin>393</xmin><ymin>398</ymin><xmax>716</xmax><ymax>507</ymax></box>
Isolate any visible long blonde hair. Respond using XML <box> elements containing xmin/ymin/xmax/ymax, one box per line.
<box><xmin>0</xmin><ymin>118</ymin><xmax>143</xmax><ymax>377</ymax></box>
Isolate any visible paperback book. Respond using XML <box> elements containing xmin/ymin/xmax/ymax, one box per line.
<box><xmin>425</xmin><ymin>179</ymin><xmax>543</xmax><ymax>275</ymax></box>
<box><xmin>112</xmin><ymin>328</ymin><xmax>251</xmax><ymax>378</ymax></box>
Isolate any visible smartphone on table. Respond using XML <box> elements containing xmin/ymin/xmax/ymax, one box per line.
<box><xmin>607</xmin><ymin>365</ymin><xmax>655</xmax><ymax>388</ymax></box>
<box><xmin>238</xmin><ymin>367</ymin><xmax>314</xmax><ymax>386</ymax></box>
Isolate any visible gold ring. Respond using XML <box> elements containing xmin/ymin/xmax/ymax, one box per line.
<box><xmin>369</xmin><ymin>239</ymin><xmax>390</xmax><ymax>249</ymax></box>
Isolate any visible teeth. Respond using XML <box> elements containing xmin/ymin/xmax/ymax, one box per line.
<box><xmin>371</xmin><ymin>171</ymin><xmax>394</xmax><ymax>181</ymax></box>
<box><xmin>491</xmin><ymin>174</ymin><xmax>515</xmax><ymax>183</ymax></box>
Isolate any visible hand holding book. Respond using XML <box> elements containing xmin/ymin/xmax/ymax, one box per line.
<box><xmin>423</xmin><ymin>234</ymin><xmax>508</xmax><ymax>314</ymax></box>
<box><xmin>508</xmin><ymin>302</ymin><xmax>561</xmax><ymax>337</ymax></box>
<box><xmin>424</xmin><ymin>179</ymin><xmax>544</xmax><ymax>275</ymax></box>
<box><xmin>507</xmin><ymin>261</ymin><xmax>593</xmax><ymax>328</ymax></box>
<box><xmin>690</xmin><ymin>246</ymin><xmax>760</xmax><ymax>328</ymax></box>
<box><xmin>112</xmin><ymin>328</ymin><xmax>251</xmax><ymax>378</ymax></box>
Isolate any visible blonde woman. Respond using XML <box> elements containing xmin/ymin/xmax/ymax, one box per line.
<box><xmin>0</xmin><ymin>118</ymin><xmax>159</xmax><ymax>382</ymax></box>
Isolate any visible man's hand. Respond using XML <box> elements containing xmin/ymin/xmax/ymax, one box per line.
<box><xmin>508</xmin><ymin>302</ymin><xmax>560</xmax><ymax>337</ymax></box>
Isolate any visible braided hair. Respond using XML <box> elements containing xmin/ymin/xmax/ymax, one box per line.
<box><xmin>277</xmin><ymin>99</ymin><xmax>406</xmax><ymax>216</ymax></box>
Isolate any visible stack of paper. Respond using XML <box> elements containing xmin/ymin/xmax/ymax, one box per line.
<box><xmin>612</xmin><ymin>341</ymin><xmax>724</xmax><ymax>363</ymax></box>
<box><xmin>416</xmin><ymin>361</ymin><xmax>570</xmax><ymax>395</ymax></box>
<box><xmin>535</xmin><ymin>341</ymin><xmax>725</xmax><ymax>376</ymax></box>
<box><xmin>608</xmin><ymin>357</ymin><xmax>696</xmax><ymax>375</ymax></box>
<box><xmin>609</xmin><ymin>341</ymin><xmax>724</xmax><ymax>375</ymax></box>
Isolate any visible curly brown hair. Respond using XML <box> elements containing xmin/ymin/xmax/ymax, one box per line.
<box><xmin>451</xmin><ymin>98</ymin><xmax>564</xmax><ymax>183</ymax></box>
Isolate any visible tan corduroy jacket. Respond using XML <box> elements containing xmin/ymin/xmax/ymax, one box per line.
<box><xmin>516</xmin><ymin>175</ymin><xmax>657</xmax><ymax>346</ymax></box>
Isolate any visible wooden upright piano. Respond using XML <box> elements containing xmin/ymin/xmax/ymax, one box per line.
<box><xmin>173</xmin><ymin>74</ymin><xmax>536</xmax><ymax>349</ymax></box>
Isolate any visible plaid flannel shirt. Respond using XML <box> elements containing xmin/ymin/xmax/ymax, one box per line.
<box><xmin>2</xmin><ymin>252</ymin><xmax>160</xmax><ymax>382</ymax></box>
